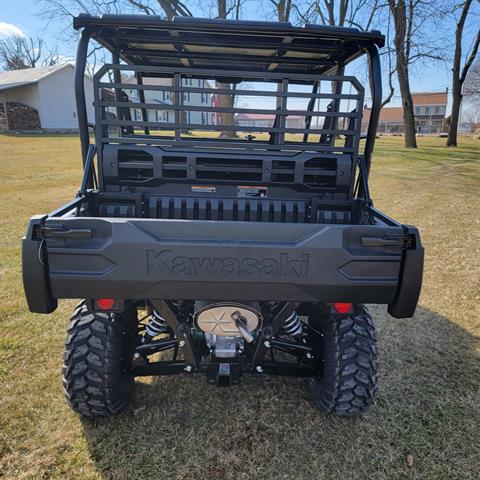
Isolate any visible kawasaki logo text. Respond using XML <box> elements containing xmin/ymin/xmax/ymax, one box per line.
<box><xmin>146</xmin><ymin>250</ymin><xmax>309</xmax><ymax>278</ymax></box>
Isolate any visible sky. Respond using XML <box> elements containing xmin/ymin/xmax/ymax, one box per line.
<box><xmin>1</xmin><ymin>0</ymin><xmax>478</xmax><ymax>112</ymax></box>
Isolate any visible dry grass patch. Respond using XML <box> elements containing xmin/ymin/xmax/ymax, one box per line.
<box><xmin>0</xmin><ymin>134</ymin><xmax>479</xmax><ymax>479</ymax></box>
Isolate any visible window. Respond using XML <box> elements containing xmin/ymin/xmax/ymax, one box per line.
<box><xmin>183</xmin><ymin>92</ymin><xmax>190</xmax><ymax>103</ymax></box>
<box><xmin>162</xmin><ymin>90</ymin><xmax>171</xmax><ymax>102</ymax></box>
<box><xmin>155</xmin><ymin>110</ymin><xmax>170</xmax><ymax>122</ymax></box>
<box><xmin>201</xmin><ymin>92</ymin><xmax>208</xmax><ymax>104</ymax></box>
<box><xmin>425</xmin><ymin>107</ymin><xmax>430</xmax><ymax>115</ymax></box>
<box><xmin>435</xmin><ymin>106</ymin><xmax>440</xmax><ymax>114</ymax></box>
<box><xmin>201</xmin><ymin>112</ymin><xmax>207</xmax><ymax>125</ymax></box>
<box><xmin>134</xmin><ymin>109</ymin><xmax>142</xmax><ymax>121</ymax></box>
<box><xmin>415</xmin><ymin>107</ymin><xmax>420</xmax><ymax>114</ymax></box>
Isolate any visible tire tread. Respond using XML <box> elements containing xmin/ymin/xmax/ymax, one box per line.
<box><xmin>62</xmin><ymin>301</ymin><xmax>134</xmax><ymax>417</ymax></box>
<box><xmin>310</xmin><ymin>306</ymin><xmax>378</xmax><ymax>417</ymax></box>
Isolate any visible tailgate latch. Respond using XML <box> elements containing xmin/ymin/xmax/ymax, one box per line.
<box><xmin>35</xmin><ymin>225</ymin><xmax>92</xmax><ymax>239</ymax></box>
<box><xmin>362</xmin><ymin>235</ymin><xmax>414</xmax><ymax>249</ymax></box>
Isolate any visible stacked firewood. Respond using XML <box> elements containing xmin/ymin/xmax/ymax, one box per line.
<box><xmin>0</xmin><ymin>104</ymin><xmax>6</xmax><ymax>131</ymax></box>
<box><xmin>0</xmin><ymin>102</ymin><xmax>41</xmax><ymax>131</ymax></box>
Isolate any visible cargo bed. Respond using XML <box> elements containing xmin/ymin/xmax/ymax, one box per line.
<box><xmin>23</xmin><ymin>197</ymin><xmax>423</xmax><ymax>318</ymax></box>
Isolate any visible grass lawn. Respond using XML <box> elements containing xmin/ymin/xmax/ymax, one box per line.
<box><xmin>0</xmin><ymin>134</ymin><xmax>479</xmax><ymax>479</ymax></box>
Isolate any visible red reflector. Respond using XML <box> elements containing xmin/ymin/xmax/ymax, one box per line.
<box><xmin>96</xmin><ymin>298</ymin><xmax>115</xmax><ymax>310</ymax></box>
<box><xmin>333</xmin><ymin>302</ymin><xmax>353</xmax><ymax>314</ymax></box>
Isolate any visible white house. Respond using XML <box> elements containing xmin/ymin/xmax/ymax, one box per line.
<box><xmin>124</xmin><ymin>76</ymin><xmax>213</xmax><ymax>126</ymax></box>
<box><xmin>0</xmin><ymin>64</ymin><xmax>94</xmax><ymax>130</ymax></box>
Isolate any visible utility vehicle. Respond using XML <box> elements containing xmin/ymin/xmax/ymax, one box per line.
<box><xmin>22</xmin><ymin>14</ymin><xmax>424</xmax><ymax>417</ymax></box>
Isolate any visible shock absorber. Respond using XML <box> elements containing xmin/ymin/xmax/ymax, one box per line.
<box><xmin>144</xmin><ymin>309</ymin><xmax>169</xmax><ymax>340</ymax></box>
<box><xmin>282</xmin><ymin>311</ymin><xmax>303</xmax><ymax>336</ymax></box>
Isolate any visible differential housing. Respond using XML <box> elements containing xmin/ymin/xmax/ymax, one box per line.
<box><xmin>194</xmin><ymin>301</ymin><xmax>261</xmax><ymax>337</ymax></box>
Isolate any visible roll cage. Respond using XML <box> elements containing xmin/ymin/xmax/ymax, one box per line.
<box><xmin>73</xmin><ymin>14</ymin><xmax>384</xmax><ymax>198</ymax></box>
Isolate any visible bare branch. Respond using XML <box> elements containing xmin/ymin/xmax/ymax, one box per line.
<box><xmin>127</xmin><ymin>0</ymin><xmax>155</xmax><ymax>14</ymax></box>
<box><xmin>381</xmin><ymin>67</ymin><xmax>396</xmax><ymax>107</ymax></box>
<box><xmin>381</xmin><ymin>11</ymin><xmax>396</xmax><ymax>108</ymax></box>
<box><xmin>0</xmin><ymin>35</ymin><xmax>47</xmax><ymax>70</ymax></box>
<box><xmin>365</xmin><ymin>0</ymin><xmax>381</xmax><ymax>30</ymax></box>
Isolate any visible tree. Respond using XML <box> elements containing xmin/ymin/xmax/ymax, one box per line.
<box><xmin>446</xmin><ymin>0</ymin><xmax>480</xmax><ymax>147</ymax></box>
<box><xmin>292</xmin><ymin>1</ymin><xmax>390</xmax><ymax>130</ymax></box>
<box><xmin>156</xmin><ymin>0</ymin><xmax>192</xmax><ymax>18</ymax></box>
<box><xmin>0</xmin><ymin>35</ymin><xmax>44</xmax><ymax>70</ymax></box>
<box><xmin>387</xmin><ymin>0</ymin><xmax>446</xmax><ymax>147</ymax></box>
<box><xmin>40</xmin><ymin>1</ymin><xmax>188</xmax><ymax>36</ymax></box>
<box><xmin>387</xmin><ymin>0</ymin><xmax>417</xmax><ymax>147</ymax></box>
<box><xmin>267</xmin><ymin>0</ymin><xmax>292</xmax><ymax>112</ymax></box>
<box><xmin>269</xmin><ymin>0</ymin><xmax>292</xmax><ymax>21</ymax></box>
<box><xmin>380</xmin><ymin>12</ymin><xmax>396</xmax><ymax>108</ymax></box>
<box><xmin>293</xmin><ymin>0</ymin><xmax>380</xmax><ymax>28</ymax></box>
<box><xmin>214</xmin><ymin>1</ymin><xmax>243</xmax><ymax>137</ymax></box>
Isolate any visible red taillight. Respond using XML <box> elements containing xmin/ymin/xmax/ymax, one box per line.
<box><xmin>96</xmin><ymin>298</ymin><xmax>115</xmax><ymax>310</ymax></box>
<box><xmin>333</xmin><ymin>302</ymin><xmax>353</xmax><ymax>314</ymax></box>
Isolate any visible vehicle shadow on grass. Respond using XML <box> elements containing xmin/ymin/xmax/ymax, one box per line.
<box><xmin>81</xmin><ymin>305</ymin><xmax>480</xmax><ymax>480</ymax></box>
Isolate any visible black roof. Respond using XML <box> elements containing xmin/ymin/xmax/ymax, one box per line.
<box><xmin>74</xmin><ymin>14</ymin><xmax>384</xmax><ymax>75</ymax></box>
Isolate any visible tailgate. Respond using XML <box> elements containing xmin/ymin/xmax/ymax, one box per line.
<box><xmin>23</xmin><ymin>214</ymin><xmax>423</xmax><ymax>317</ymax></box>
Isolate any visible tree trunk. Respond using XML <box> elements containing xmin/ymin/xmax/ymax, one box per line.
<box><xmin>216</xmin><ymin>0</ymin><xmax>238</xmax><ymax>138</ymax></box>
<box><xmin>390</xmin><ymin>0</ymin><xmax>417</xmax><ymax>148</ymax></box>
<box><xmin>446</xmin><ymin>2</ymin><xmax>465</xmax><ymax>147</ymax></box>
<box><xmin>397</xmin><ymin>61</ymin><xmax>417</xmax><ymax>147</ymax></box>
<box><xmin>217</xmin><ymin>82</ymin><xmax>237</xmax><ymax>138</ymax></box>
<box><xmin>447</xmin><ymin>79</ymin><xmax>462</xmax><ymax>147</ymax></box>
<box><xmin>218</xmin><ymin>0</ymin><xmax>227</xmax><ymax>18</ymax></box>
<box><xmin>446</xmin><ymin>0</ymin><xmax>476</xmax><ymax>147</ymax></box>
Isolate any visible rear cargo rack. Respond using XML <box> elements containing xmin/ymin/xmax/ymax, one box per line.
<box><xmin>93</xmin><ymin>64</ymin><xmax>364</xmax><ymax>154</ymax></box>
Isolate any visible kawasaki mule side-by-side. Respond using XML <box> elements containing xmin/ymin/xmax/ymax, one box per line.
<box><xmin>22</xmin><ymin>14</ymin><xmax>423</xmax><ymax>417</ymax></box>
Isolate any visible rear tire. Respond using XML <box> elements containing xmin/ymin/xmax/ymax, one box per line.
<box><xmin>63</xmin><ymin>301</ymin><xmax>137</xmax><ymax>417</ymax></box>
<box><xmin>308</xmin><ymin>305</ymin><xmax>378</xmax><ymax>416</ymax></box>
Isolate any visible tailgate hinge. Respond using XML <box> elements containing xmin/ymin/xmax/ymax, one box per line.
<box><xmin>362</xmin><ymin>234</ymin><xmax>414</xmax><ymax>249</ymax></box>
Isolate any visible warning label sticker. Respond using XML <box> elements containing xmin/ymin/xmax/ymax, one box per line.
<box><xmin>237</xmin><ymin>186</ymin><xmax>268</xmax><ymax>198</ymax></box>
